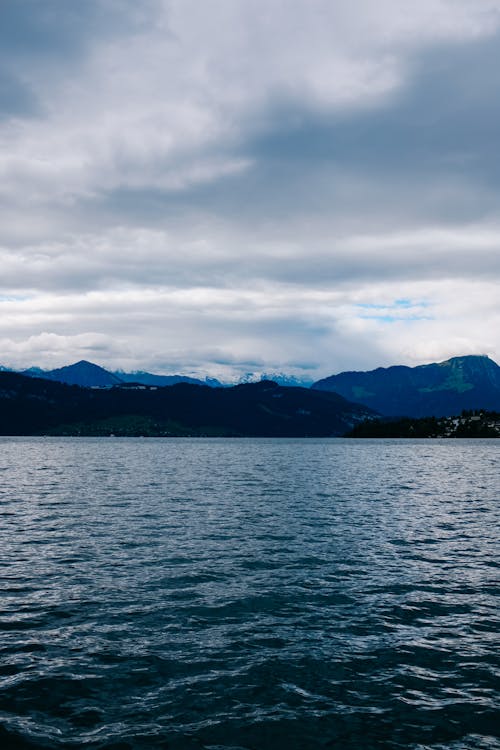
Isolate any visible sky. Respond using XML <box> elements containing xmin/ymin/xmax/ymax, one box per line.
<box><xmin>1</xmin><ymin>0</ymin><xmax>500</xmax><ymax>381</ymax></box>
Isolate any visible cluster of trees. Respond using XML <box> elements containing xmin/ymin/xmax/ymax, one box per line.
<box><xmin>347</xmin><ymin>411</ymin><xmax>500</xmax><ymax>438</ymax></box>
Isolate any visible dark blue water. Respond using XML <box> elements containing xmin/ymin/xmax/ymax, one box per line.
<box><xmin>0</xmin><ymin>437</ymin><xmax>498</xmax><ymax>749</ymax></box>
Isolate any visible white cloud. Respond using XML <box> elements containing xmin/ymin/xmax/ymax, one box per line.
<box><xmin>3</xmin><ymin>0</ymin><xmax>500</xmax><ymax>203</ymax></box>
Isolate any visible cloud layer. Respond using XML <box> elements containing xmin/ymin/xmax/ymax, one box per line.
<box><xmin>1</xmin><ymin>0</ymin><xmax>500</xmax><ymax>378</ymax></box>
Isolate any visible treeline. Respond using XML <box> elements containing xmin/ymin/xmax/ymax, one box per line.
<box><xmin>347</xmin><ymin>411</ymin><xmax>500</xmax><ymax>438</ymax></box>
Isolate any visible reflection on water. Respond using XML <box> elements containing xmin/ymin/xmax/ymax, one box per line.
<box><xmin>0</xmin><ymin>437</ymin><xmax>498</xmax><ymax>749</ymax></box>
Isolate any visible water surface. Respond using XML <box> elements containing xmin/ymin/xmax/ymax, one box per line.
<box><xmin>0</xmin><ymin>438</ymin><xmax>498</xmax><ymax>749</ymax></box>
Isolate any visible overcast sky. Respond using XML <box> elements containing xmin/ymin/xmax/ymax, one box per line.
<box><xmin>1</xmin><ymin>0</ymin><xmax>500</xmax><ymax>380</ymax></box>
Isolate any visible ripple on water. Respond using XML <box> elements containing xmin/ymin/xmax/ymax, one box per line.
<box><xmin>0</xmin><ymin>437</ymin><xmax>499</xmax><ymax>749</ymax></box>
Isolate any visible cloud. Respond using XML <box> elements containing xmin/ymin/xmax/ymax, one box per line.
<box><xmin>4</xmin><ymin>0</ymin><xmax>500</xmax><ymax>204</ymax></box>
<box><xmin>1</xmin><ymin>221</ymin><xmax>498</xmax><ymax>296</ymax></box>
<box><xmin>1</xmin><ymin>1</ymin><xmax>500</xmax><ymax>376</ymax></box>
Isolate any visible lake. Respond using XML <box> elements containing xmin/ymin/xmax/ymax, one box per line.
<box><xmin>0</xmin><ymin>437</ymin><xmax>498</xmax><ymax>749</ymax></box>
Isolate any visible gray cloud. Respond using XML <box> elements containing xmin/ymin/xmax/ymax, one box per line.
<box><xmin>26</xmin><ymin>32</ymin><xmax>500</xmax><ymax>251</ymax></box>
<box><xmin>0</xmin><ymin>0</ymin><xmax>160</xmax><ymax>121</ymax></box>
<box><xmin>1</xmin><ymin>0</ymin><xmax>500</xmax><ymax>376</ymax></box>
<box><xmin>0</xmin><ymin>0</ymin><xmax>157</xmax><ymax>60</ymax></box>
<box><xmin>0</xmin><ymin>69</ymin><xmax>39</xmax><ymax>119</ymax></box>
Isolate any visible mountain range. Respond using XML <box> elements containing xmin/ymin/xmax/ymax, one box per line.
<box><xmin>0</xmin><ymin>372</ymin><xmax>373</xmax><ymax>437</ymax></box>
<box><xmin>1</xmin><ymin>354</ymin><xmax>499</xmax><ymax>422</ymax></box>
<box><xmin>14</xmin><ymin>360</ymin><xmax>312</xmax><ymax>390</ymax></box>
<box><xmin>312</xmin><ymin>355</ymin><xmax>500</xmax><ymax>417</ymax></box>
<box><xmin>19</xmin><ymin>361</ymin><xmax>217</xmax><ymax>388</ymax></box>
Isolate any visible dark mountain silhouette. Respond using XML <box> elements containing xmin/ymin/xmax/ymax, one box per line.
<box><xmin>21</xmin><ymin>366</ymin><xmax>47</xmax><ymax>377</ymax></box>
<box><xmin>312</xmin><ymin>355</ymin><xmax>500</xmax><ymax>417</ymax></box>
<box><xmin>21</xmin><ymin>360</ymin><xmax>123</xmax><ymax>387</ymax></box>
<box><xmin>0</xmin><ymin>372</ymin><xmax>374</xmax><ymax>437</ymax></box>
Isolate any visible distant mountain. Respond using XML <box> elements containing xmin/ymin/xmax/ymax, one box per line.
<box><xmin>113</xmin><ymin>371</ymin><xmax>222</xmax><ymax>387</ymax></box>
<box><xmin>3</xmin><ymin>359</ymin><xmax>320</xmax><ymax>390</ymax></box>
<box><xmin>21</xmin><ymin>366</ymin><xmax>47</xmax><ymax>377</ymax></box>
<box><xmin>0</xmin><ymin>373</ymin><xmax>375</xmax><ymax>437</ymax></box>
<box><xmin>19</xmin><ymin>360</ymin><xmax>222</xmax><ymax>389</ymax></box>
<box><xmin>312</xmin><ymin>355</ymin><xmax>500</xmax><ymax>417</ymax></box>
<box><xmin>22</xmin><ymin>360</ymin><xmax>123</xmax><ymax>388</ymax></box>
<box><xmin>238</xmin><ymin>372</ymin><xmax>315</xmax><ymax>388</ymax></box>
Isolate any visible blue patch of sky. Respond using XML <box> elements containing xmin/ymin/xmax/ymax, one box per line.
<box><xmin>355</xmin><ymin>299</ymin><xmax>432</xmax><ymax>323</ymax></box>
<box><xmin>356</xmin><ymin>299</ymin><xmax>429</xmax><ymax>309</ymax></box>
<box><xmin>360</xmin><ymin>315</ymin><xmax>433</xmax><ymax>323</ymax></box>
